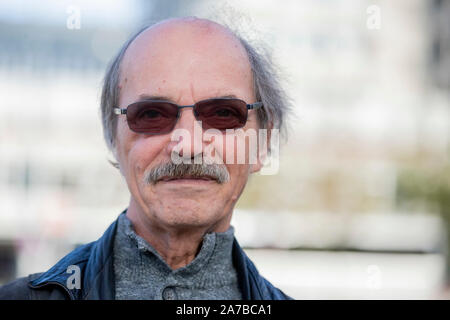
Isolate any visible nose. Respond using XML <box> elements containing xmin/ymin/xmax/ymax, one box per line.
<box><xmin>166</xmin><ymin>107</ymin><xmax>205</xmax><ymax>163</ymax></box>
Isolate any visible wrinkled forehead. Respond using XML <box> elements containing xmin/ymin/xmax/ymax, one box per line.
<box><xmin>118</xmin><ymin>18</ymin><xmax>253</xmax><ymax>102</ymax></box>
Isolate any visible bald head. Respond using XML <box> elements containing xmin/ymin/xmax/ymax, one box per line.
<box><xmin>118</xmin><ymin>18</ymin><xmax>254</xmax><ymax>109</ymax></box>
<box><xmin>121</xmin><ymin>17</ymin><xmax>249</xmax><ymax>71</ymax></box>
<box><xmin>125</xmin><ymin>17</ymin><xmax>246</xmax><ymax>57</ymax></box>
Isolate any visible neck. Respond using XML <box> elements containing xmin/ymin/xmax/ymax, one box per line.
<box><xmin>125</xmin><ymin>200</ymin><xmax>232</xmax><ymax>270</ymax></box>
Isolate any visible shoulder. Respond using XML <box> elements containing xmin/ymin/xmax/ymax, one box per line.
<box><xmin>0</xmin><ymin>214</ymin><xmax>122</xmax><ymax>300</ymax></box>
<box><xmin>0</xmin><ymin>274</ymin><xmax>42</xmax><ymax>300</ymax></box>
<box><xmin>232</xmin><ymin>239</ymin><xmax>293</xmax><ymax>300</ymax></box>
<box><xmin>0</xmin><ymin>243</ymin><xmax>95</xmax><ymax>300</ymax></box>
<box><xmin>245</xmin><ymin>255</ymin><xmax>293</xmax><ymax>300</ymax></box>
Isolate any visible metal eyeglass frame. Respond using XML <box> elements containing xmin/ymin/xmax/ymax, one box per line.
<box><xmin>113</xmin><ymin>98</ymin><xmax>263</xmax><ymax>116</ymax></box>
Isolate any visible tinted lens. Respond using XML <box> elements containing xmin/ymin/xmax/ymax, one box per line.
<box><xmin>194</xmin><ymin>98</ymin><xmax>248</xmax><ymax>130</ymax></box>
<box><xmin>126</xmin><ymin>101</ymin><xmax>178</xmax><ymax>134</ymax></box>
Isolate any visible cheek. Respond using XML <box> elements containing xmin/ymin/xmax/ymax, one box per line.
<box><xmin>203</xmin><ymin>133</ymin><xmax>238</xmax><ymax>165</ymax></box>
<box><xmin>218</xmin><ymin>131</ymin><xmax>260</xmax><ymax>165</ymax></box>
<box><xmin>210</xmin><ymin>134</ymin><xmax>252</xmax><ymax>185</ymax></box>
<box><xmin>116</xmin><ymin>123</ymin><xmax>168</xmax><ymax>179</ymax></box>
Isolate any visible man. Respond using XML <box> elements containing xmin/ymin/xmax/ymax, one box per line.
<box><xmin>0</xmin><ymin>17</ymin><xmax>291</xmax><ymax>300</ymax></box>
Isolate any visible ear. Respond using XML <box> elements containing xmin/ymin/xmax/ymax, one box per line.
<box><xmin>250</xmin><ymin>122</ymin><xmax>273</xmax><ymax>174</ymax></box>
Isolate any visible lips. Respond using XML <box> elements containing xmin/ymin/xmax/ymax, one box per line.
<box><xmin>159</xmin><ymin>175</ymin><xmax>216</xmax><ymax>182</ymax></box>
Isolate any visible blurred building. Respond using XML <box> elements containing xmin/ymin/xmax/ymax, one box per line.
<box><xmin>0</xmin><ymin>0</ymin><xmax>449</xmax><ymax>298</ymax></box>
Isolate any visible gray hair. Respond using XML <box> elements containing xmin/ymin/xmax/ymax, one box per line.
<box><xmin>100</xmin><ymin>20</ymin><xmax>291</xmax><ymax>154</ymax></box>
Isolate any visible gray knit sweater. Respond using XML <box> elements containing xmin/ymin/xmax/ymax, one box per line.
<box><xmin>113</xmin><ymin>213</ymin><xmax>242</xmax><ymax>300</ymax></box>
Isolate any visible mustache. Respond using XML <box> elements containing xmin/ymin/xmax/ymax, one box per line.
<box><xmin>144</xmin><ymin>162</ymin><xmax>230</xmax><ymax>185</ymax></box>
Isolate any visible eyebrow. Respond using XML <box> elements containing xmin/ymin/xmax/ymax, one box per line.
<box><xmin>137</xmin><ymin>94</ymin><xmax>172</xmax><ymax>102</ymax></box>
<box><xmin>136</xmin><ymin>94</ymin><xmax>238</xmax><ymax>104</ymax></box>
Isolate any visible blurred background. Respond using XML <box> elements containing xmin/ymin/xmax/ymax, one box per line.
<box><xmin>0</xmin><ymin>0</ymin><xmax>449</xmax><ymax>299</ymax></box>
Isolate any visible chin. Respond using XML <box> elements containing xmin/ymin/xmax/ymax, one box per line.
<box><xmin>157</xmin><ymin>207</ymin><xmax>222</xmax><ymax>229</ymax></box>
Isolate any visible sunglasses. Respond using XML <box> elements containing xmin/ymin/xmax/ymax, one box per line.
<box><xmin>114</xmin><ymin>98</ymin><xmax>263</xmax><ymax>134</ymax></box>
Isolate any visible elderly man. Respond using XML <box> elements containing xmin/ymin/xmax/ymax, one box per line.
<box><xmin>0</xmin><ymin>17</ymin><xmax>291</xmax><ymax>300</ymax></box>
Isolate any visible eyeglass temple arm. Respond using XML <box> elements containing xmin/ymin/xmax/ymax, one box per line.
<box><xmin>113</xmin><ymin>108</ymin><xmax>127</xmax><ymax>115</ymax></box>
<box><xmin>247</xmin><ymin>102</ymin><xmax>263</xmax><ymax>110</ymax></box>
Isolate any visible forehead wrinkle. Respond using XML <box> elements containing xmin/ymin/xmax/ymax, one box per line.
<box><xmin>133</xmin><ymin>93</ymin><xmax>240</xmax><ymax>105</ymax></box>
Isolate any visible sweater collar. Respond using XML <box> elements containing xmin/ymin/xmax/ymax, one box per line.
<box><xmin>116</xmin><ymin>212</ymin><xmax>236</xmax><ymax>277</ymax></box>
